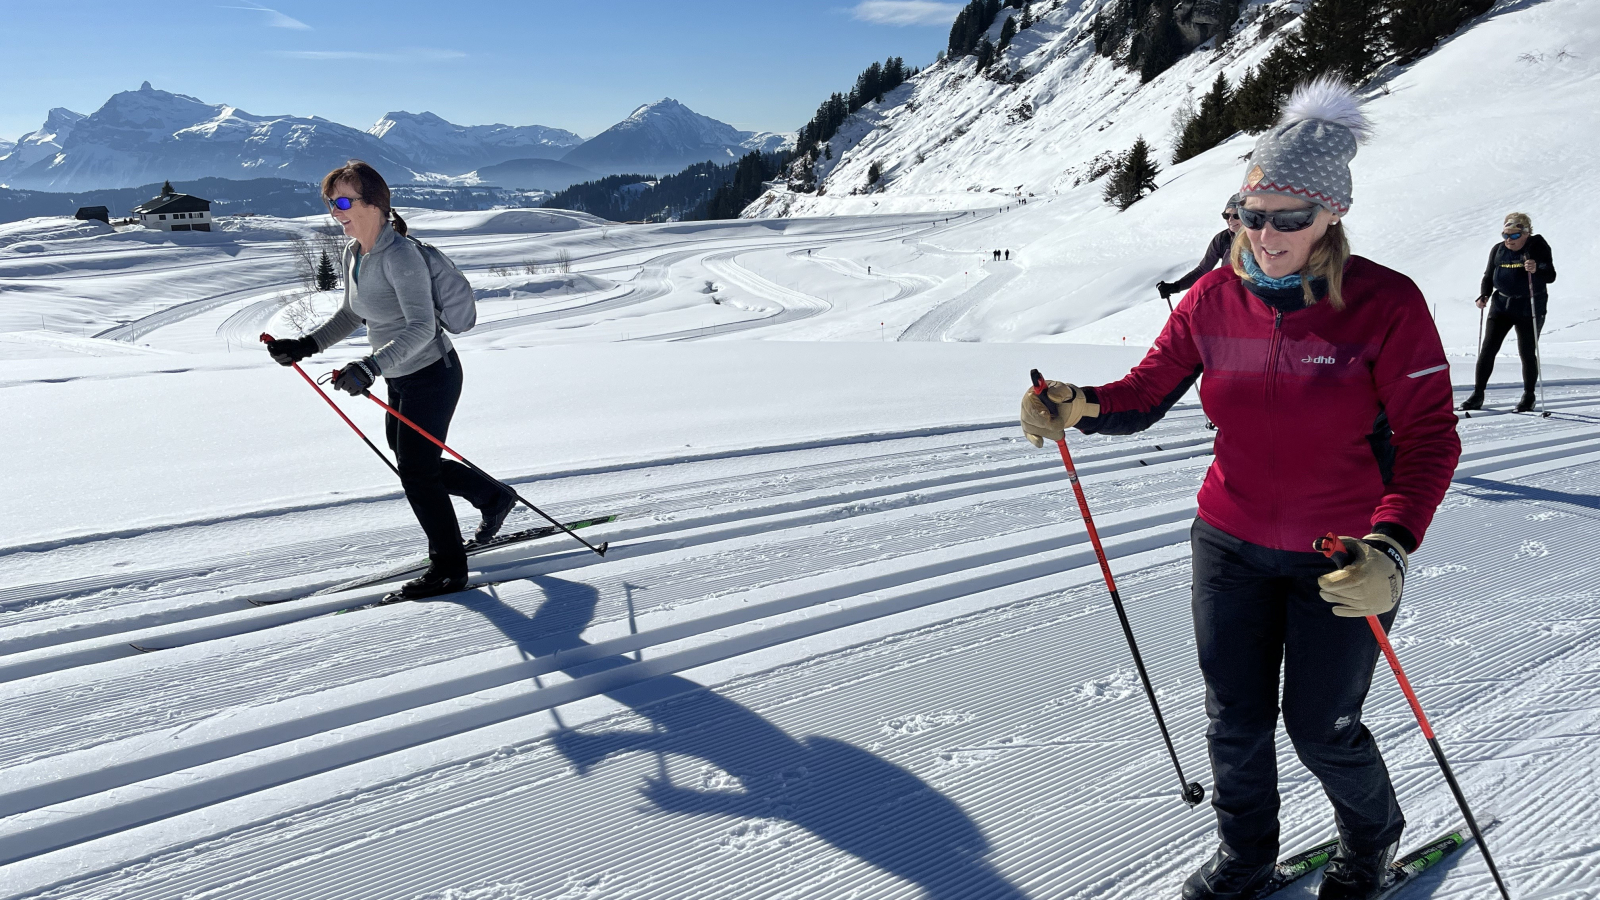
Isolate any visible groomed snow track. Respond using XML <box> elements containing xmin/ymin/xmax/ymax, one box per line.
<box><xmin>2</xmin><ymin>383</ymin><xmax>1599</xmax><ymax>899</ymax></box>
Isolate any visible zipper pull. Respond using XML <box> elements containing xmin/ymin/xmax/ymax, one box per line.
<box><xmin>1274</xmin><ymin>309</ymin><xmax>1283</xmax><ymax>329</ymax></box>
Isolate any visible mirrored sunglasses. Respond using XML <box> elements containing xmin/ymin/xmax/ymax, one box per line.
<box><xmin>1238</xmin><ymin>205</ymin><xmax>1319</xmax><ymax>233</ymax></box>
<box><xmin>328</xmin><ymin>196</ymin><xmax>355</xmax><ymax>211</ymax></box>
<box><xmin>1501</xmin><ymin>231</ymin><xmax>1524</xmax><ymax>241</ymax></box>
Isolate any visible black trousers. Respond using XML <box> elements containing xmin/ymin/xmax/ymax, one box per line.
<box><xmin>1191</xmin><ymin>519</ymin><xmax>1404</xmax><ymax>864</ymax></box>
<box><xmin>383</xmin><ymin>351</ymin><xmax>503</xmax><ymax>574</ymax></box>
<box><xmin>1473</xmin><ymin>314</ymin><xmax>1543</xmax><ymax>394</ymax></box>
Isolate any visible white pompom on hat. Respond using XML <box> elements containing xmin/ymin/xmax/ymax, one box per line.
<box><xmin>1240</xmin><ymin>75</ymin><xmax>1371</xmax><ymax>215</ymax></box>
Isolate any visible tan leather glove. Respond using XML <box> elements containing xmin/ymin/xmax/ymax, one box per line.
<box><xmin>1317</xmin><ymin>534</ymin><xmax>1408</xmax><ymax>617</ymax></box>
<box><xmin>1020</xmin><ymin>381</ymin><xmax>1100</xmax><ymax>448</ymax></box>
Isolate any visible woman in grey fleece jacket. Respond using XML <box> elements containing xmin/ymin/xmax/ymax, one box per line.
<box><xmin>264</xmin><ymin>161</ymin><xmax>513</xmax><ymax>599</ymax></box>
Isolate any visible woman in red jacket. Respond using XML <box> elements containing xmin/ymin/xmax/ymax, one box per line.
<box><xmin>1021</xmin><ymin>77</ymin><xmax>1461</xmax><ymax>900</ymax></box>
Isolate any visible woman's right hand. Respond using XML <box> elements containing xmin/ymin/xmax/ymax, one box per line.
<box><xmin>1475</xmin><ymin>296</ymin><xmax>1488</xmax><ymax>309</ymax></box>
<box><xmin>266</xmin><ymin>336</ymin><xmax>318</xmax><ymax>366</ymax></box>
<box><xmin>1021</xmin><ymin>381</ymin><xmax>1098</xmax><ymax>448</ymax></box>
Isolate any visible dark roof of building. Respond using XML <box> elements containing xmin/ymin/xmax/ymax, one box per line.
<box><xmin>133</xmin><ymin>193</ymin><xmax>210</xmax><ymax>215</ymax></box>
<box><xmin>75</xmin><ymin>206</ymin><xmax>111</xmax><ymax>219</ymax></box>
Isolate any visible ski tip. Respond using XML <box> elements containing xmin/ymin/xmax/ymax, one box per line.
<box><xmin>129</xmin><ymin>643</ymin><xmax>159</xmax><ymax>653</ymax></box>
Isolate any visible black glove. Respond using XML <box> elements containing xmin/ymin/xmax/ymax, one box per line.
<box><xmin>331</xmin><ymin>358</ymin><xmax>380</xmax><ymax>396</ymax></box>
<box><xmin>1157</xmin><ymin>281</ymin><xmax>1176</xmax><ymax>300</ymax></box>
<box><xmin>266</xmin><ymin>336</ymin><xmax>318</xmax><ymax>366</ymax></box>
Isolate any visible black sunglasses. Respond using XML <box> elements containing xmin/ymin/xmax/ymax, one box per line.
<box><xmin>327</xmin><ymin>196</ymin><xmax>355</xmax><ymax>211</ymax></box>
<box><xmin>1222</xmin><ymin>211</ymin><xmax>1241</xmax><ymax>222</ymax></box>
<box><xmin>1237</xmin><ymin>205</ymin><xmax>1320</xmax><ymax>233</ymax></box>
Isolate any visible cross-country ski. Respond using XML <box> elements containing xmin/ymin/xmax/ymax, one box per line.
<box><xmin>3</xmin><ymin>1</ymin><xmax>1598</xmax><ymax>898</ymax></box>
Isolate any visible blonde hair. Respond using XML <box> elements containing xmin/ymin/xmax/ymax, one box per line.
<box><xmin>1230</xmin><ymin>217</ymin><xmax>1351</xmax><ymax>310</ymax></box>
<box><xmin>1503</xmin><ymin>211</ymin><xmax>1532</xmax><ymax>233</ymax></box>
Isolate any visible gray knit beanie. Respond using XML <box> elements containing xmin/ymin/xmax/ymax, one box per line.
<box><xmin>1225</xmin><ymin>192</ymin><xmax>1242</xmax><ymax>211</ymax></box>
<box><xmin>1240</xmin><ymin>76</ymin><xmax>1371</xmax><ymax>216</ymax></box>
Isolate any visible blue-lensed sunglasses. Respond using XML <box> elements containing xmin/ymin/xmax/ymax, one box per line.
<box><xmin>1502</xmin><ymin>231</ymin><xmax>1524</xmax><ymax>241</ymax></box>
<box><xmin>327</xmin><ymin>196</ymin><xmax>355</xmax><ymax>211</ymax></box>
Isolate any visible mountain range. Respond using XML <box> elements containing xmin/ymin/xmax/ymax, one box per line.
<box><xmin>0</xmin><ymin>84</ymin><xmax>793</xmax><ymax>193</ymax></box>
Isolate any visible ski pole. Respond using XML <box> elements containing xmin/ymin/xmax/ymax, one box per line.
<box><xmin>1030</xmin><ymin>368</ymin><xmax>1206</xmax><ymax>808</ymax></box>
<box><xmin>333</xmin><ymin>373</ymin><xmax>609</xmax><ymax>558</ymax></box>
<box><xmin>260</xmin><ymin>333</ymin><xmax>399</xmax><ymax>478</ymax></box>
<box><xmin>1529</xmin><ymin>270</ymin><xmax>1550</xmax><ymax>417</ymax></box>
<box><xmin>1315</xmin><ymin>534</ymin><xmax>1512</xmax><ymax>900</ymax></box>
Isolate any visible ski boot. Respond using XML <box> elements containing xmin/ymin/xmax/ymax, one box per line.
<box><xmin>388</xmin><ymin>560</ymin><xmax>468</xmax><ymax>602</ymax></box>
<box><xmin>1182</xmin><ymin>848</ymin><xmax>1276</xmax><ymax>900</ymax></box>
<box><xmin>471</xmin><ymin>486</ymin><xmax>517</xmax><ymax>546</ymax></box>
<box><xmin>1515</xmin><ymin>391</ymin><xmax>1536</xmax><ymax>413</ymax></box>
<box><xmin>1318</xmin><ymin>839</ymin><xmax>1398</xmax><ymax>900</ymax></box>
<box><xmin>1458</xmin><ymin>391</ymin><xmax>1484</xmax><ymax>411</ymax></box>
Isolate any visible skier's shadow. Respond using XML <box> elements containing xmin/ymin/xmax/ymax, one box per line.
<box><xmin>449</xmin><ymin>575</ymin><xmax>1029</xmax><ymax>900</ymax></box>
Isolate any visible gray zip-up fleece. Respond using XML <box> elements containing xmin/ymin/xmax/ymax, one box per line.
<box><xmin>309</xmin><ymin>223</ymin><xmax>450</xmax><ymax>377</ymax></box>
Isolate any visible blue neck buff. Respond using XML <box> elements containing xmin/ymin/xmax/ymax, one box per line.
<box><xmin>1240</xmin><ymin>249</ymin><xmax>1303</xmax><ymax>291</ymax></box>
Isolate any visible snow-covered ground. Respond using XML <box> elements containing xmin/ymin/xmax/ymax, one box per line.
<box><xmin>3</xmin><ymin>1</ymin><xmax>1599</xmax><ymax>897</ymax></box>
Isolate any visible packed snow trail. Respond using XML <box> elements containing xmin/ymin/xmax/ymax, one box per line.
<box><xmin>1</xmin><ymin>383</ymin><xmax>1599</xmax><ymax>898</ymax></box>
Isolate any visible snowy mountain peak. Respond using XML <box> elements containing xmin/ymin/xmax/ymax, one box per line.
<box><xmin>367</xmin><ymin>110</ymin><xmax>583</xmax><ymax>175</ymax></box>
<box><xmin>561</xmin><ymin>98</ymin><xmax>771</xmax><ymax>176</ymax></box>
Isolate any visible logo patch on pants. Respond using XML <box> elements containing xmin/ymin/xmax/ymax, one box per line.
<box><xmin>1333</xmin><ymin>715</ymin><xmax>1353</xmax><ymax>731</ymax></box>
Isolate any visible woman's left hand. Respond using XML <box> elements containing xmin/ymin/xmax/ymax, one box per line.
<box><xmin>1317</xmin><ymin>534</ymin><xmax>1408</xmax><ymax>617</ymax></box>
<box><xmin>1524</xmin><ymin>258</ymin><xmax>1538</xmax><ymax>273</ymax></box>
<box><xmin>331</xmin><ymin>358</ymin><xmax>380</xmax><ymax>396</ymax></box>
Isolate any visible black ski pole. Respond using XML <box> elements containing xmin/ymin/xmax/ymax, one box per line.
<box><xmin>339</xmin><ymin>376</ymin><xmax>608</xmax><ymax>558</ymax></box>
<box><xmin>1030</xmin><ymin>369</ymin><xmax>1206</xmax><ymax>808</ymax></box>
<box><xmin>261</xmin><ymin>333</ymin><xmax>399</xmax><ymax>478</ymax></box>
<box><xmin>1529</xmin><ymin>269</ymin><xmax>1550</xmax><ymax>418</ymax></box>
<box><xmin>1316</xmin><ymin>535</ymin><xmax>1512</xmax><ymax>900</ymax></box>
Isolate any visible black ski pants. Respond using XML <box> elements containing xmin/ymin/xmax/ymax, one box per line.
<box><xmin>383</xmin><ymin>351</ymin><xmax>503</xmax><ymax>575</ymax></box>
<box><xmin>1191</xmin><ymin>518</ymin><xmax>1404</xmax><ymax>865</ymax></box>
<box><xmin>1473</xmin><ymin>313</ymin><xmax>1543</xmax><ymax>395</ymax></box>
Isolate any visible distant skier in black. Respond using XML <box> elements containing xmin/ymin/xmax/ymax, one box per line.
<box><xmin>264</xmin><ymin>160</ymin><xmax>515</xmax><ymax>600</ymax></box>
<box><xmin>1158</xmin><ymin>193</ymin><xmax>1242</xmax><ymax>305</ymax></box>
<box><xmin>1460</xmin><ymin>212</ymin><xmax>1556</xmax><ymax>413</ymax></box>
<box><xmin>1005</xmin><ymin>249</ymin><xmax>1011</xmax><ymax>260</ymax></box>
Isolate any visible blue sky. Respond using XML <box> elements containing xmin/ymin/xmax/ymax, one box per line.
<box><xmin>0</xmin><ymin>1</ymin><xmax>963</xmax><ymax>141</ymax></box>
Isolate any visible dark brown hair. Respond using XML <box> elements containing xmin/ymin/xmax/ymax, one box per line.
<box><xmin>321</xmin><ymin>159</ymin><xmax>407</xmax><ymax>236</ymax></box>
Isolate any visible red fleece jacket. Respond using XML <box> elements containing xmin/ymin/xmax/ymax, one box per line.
<box><xmin>1085</xmin><ymin>256</ymin><xmax>1461</xmax><ymax>553</ymax></box>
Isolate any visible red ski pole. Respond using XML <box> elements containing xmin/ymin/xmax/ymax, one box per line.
<box><xmin>260</xmin><ymin>333</ymin><xmax>399</xmax><ymax>478</ymax></box>
<box><xmin>330</xmin><ymin>373</ymin><xmax>608</xmax><ymax>558</ymax></box>
<box><xmin>1315</xmin><ymin>534</ymin><xmax>1511</xmax><ymax>900</ymax></box>
<box><xmin>1031</xmin><ymin>368</ymin><xmax>1205</xmax><ymax>808</ymax></box>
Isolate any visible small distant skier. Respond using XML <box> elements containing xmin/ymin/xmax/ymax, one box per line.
<box><xmin>1158</xmin><ymin>193</ymin><xmax>1243</xmax><ymax>305</ymax></box>
<box><xmin>1019</xmin><ymin>78</ymin><xmax>1460</xmax><ymax>900</ymax></box>
<box><xmin>264</xmin><ymin>160</ymin><xmax>515</xmax><ymax>600</ymax></box>
<box><xmin>1005</xmin><ymin>249</ymin><xmax>1011</xmax><ymax>261</ymax></box>
<box><xmin>1460</xmin><ymin>212</ymin><xmax>1556</xmax><ymax>413</ymax></box>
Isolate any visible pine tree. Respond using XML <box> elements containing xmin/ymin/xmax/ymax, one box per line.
<box><xmin>1103</xmin><ymin>137</ymin><xmax>1161</xmax><ymax>210</ymax></box>
<box><xmin>160</xmin><ymin>180</ymin><xmax>175</xmax><ymax>197</ymax></box>
<box><xmin>1382</xmin><ymin>0</ymin><xmax>1493</xmax><ymax>62</ymax></box>
<box><xmin>1019</xmin><ymin>2</ymin><xmax>1033</xmax><ymax>29</ymax></box>
<box><xmin>1173</xmin><ymin>71</ymin><xmax>1234</xmax><ymax>163</ymax></box>
<box><xmin>975</xmin><ymin>37</ymin><xmax>996</xmax><ymax>70</ymax></box>
<box><xmin>315</xmin><ymin>250</ymin><xmax>338</xmax><ymax>291</ymax></box>
<box><xmin>868</xmin><ymin>161</ymin><xmax>883</xmax><ymax>186</ymax></box>
<box><xmin>1289</xmin><ymin>0</ymin><xmax>1384</xmax><ymax>83</ymax></box>
<box><xmin>999</xmin><ymin>15</ymin><xmax>1018</xmax><ymax>51</ymax></box>
<box><xmin>1227</xmin><ymin>43</ymin><xmax>1299</xmax><ymax>134</ymax></box>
